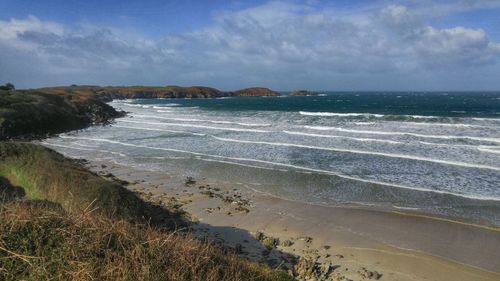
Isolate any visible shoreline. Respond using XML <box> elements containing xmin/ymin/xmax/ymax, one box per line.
<box><xmin>83</xmin><ymin>157</ymin><xmax>500</xmax><ymax>281</ymax></box>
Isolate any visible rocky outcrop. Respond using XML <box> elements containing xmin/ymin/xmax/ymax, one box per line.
<box><xmin>290</xmin><ymin>90</ymin><xmax>320</xmax><ymax>96</ymax></box>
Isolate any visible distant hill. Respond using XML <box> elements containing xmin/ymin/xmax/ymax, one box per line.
<box><xmin>40</xmin><ymin>85</ymin><xmax>280</xmax><ymax>101</ymax></box>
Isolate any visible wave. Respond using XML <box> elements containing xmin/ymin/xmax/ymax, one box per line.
<box><xmin>302</xmin><ymin>126</ymin><xmax>500</xmax><ymax>144</ymax></box>
<box><xmin>57</xmin><ymin>136</ymin><xmax>500</xmax><ymax>201</ymax></box>
<box><xmin>478</xmin><ymin>147</ymin><xmax>500</xmax><ymax>154</ymax></box>
<box><xmin>282</xmin><ymin>130</ymin><xmax>403</xmax><ymax>144</ymax></box>
<box><xmin>113</xmin><ymin>125</ymin><xmax>206</xmax><ymax>136</ymax></box>
<box><xmin>118</xmin><ymin>119</ymin><xmax>271</xmax><ymax>133</ymax></box>
<box><xmin>131</xmin><ymin>114</ymin><xmax>271</xmax><ymax>127</ymax></box>
<box><xmin>299</xmin><ymin>111</ymin><xmax>384</xmax><ymax>117</ymax></box>
<box><xmin>42</xmin><ymin>142</ymin><xmax>127</xmax><ymax>157</ymax></box>
<box><xmin>284</xmin><ymin>131</ymin><xmax>499</xmax><ymax>152</ymax></box>
<box><xmin>210</xmin><ymin>136</ymin><xmax>500</xmax><ymax>172</ymax></box>
<box><xmin>156</xmin><ymin>110</ymin><xmax>172</xmax><ymax>113</ymax></box>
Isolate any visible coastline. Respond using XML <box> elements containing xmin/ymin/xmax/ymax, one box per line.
<box><xmin>83</xmin><ymin>157</ymin><xmax>500</xmax><ymax>281</ymax></box>
<box><xmin>3</xmin><ymin>87</ymin><xmax>499</xmax><ymax>280</ymax></box>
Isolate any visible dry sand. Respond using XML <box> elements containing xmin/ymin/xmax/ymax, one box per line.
<box><xmin>89</xmin><ymin>161</ymin><xmax>500</xmax><ymax>281</ymax></box>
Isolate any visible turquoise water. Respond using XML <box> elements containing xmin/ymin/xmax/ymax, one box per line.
<box><xmin>42</xmin><ymin>92</ymin><xmax>500</xmax><ymax>225</ymax></box>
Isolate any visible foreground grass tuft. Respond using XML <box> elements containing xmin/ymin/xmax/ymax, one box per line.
<box><xmin>0</xmin><ymin>201</ymin><xmax>293</xmax><ymax>281</ymax></box>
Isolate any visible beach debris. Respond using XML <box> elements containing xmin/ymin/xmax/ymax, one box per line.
<box><xmin>298</xmin><ymin>236</ymin><xmax>313</xmax><ymax>243</ymax></box>
<box><xmin>200</xmin><ymin>190</ymin><xmax>215</xmax><ymax>198</ymax></box>
<box><xmin>184</xmin><ymin>176</ymin><xmax>196</xmax><ymax>186</ymax></box>
<box><xmin>357</xmin><ymin>267</ymin><xmax>382</xmax><ymax>280</ymax></box>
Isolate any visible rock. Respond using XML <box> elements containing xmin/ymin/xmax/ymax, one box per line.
<box><xmin>184</xmin><ymin>176</ymin><xmax>196</xmax><ymax>186</ymax></box>
<box><xmin>262</xmin><ymin>236</ymin><xmax>279</xmax><ymax>250</ymax></box>
<box><xmin>298</xmin><ymin>236</ymin><xmax>313</xmax><ymax>243</ymax></box>
<box><xmin>235</xmin><ymin>206</ymin><xmax>250</xmax><ymax>213</ymax></box>
<box><xmin>294</xmin><ymin>257</ymin><xmax>335</xmax><ymax>280</ymax></box>
<box><xmin>255</xmin><ymin>231</ymin><xmax>266</xmax><ymax>241</ymax></box>
<box><xmin>290</xmin><ymin>90</ymin><xmax>320</xmax><ymax>96</ymax></box>
<box><xmin>357</xmin><ymin>267</ymin><xmax>382</xmax><ymax>280</ymax></box>
<box><xmin>282</xmin><ymin>240</ymin><xmax>294</xmax><ymax>247</ymax></box>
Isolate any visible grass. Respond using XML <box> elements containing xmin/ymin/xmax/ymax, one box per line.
<box><xmin>0</xmin><ymin>142</ymin><xmax>294</xmax><ymax>280</ymax></box>
<box><xmin>0</xmin><ymin>142</ymin><xmax>151</xmax><ymax>222</ymax></box>
<box><xmin>0</xmin><ymin>201</ymin><xmax>293</xmax><ymax>281</ymax></box>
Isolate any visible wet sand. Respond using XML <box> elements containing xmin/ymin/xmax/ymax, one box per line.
<box><xmin>89</xmin><ymin>160</ymin><xmax>500</xmax><ymax>281</ymax></box>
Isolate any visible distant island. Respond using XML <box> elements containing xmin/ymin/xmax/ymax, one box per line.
<box><xmin>289</xmin><ymin>90</ymin><xmax>320</xmax><ymax>96</ymax></box>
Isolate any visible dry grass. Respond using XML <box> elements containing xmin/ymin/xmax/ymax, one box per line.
<box><xmin>0</xmin><ymin>142</ymin><xmax>293</xmax><ymax>280</ymax></box>
<box><xmin>0</xmin><ymin>201</ymin><xmax>292</xmax><ymax>281</ymax></box>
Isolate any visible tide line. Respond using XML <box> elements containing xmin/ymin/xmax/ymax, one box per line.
<box><xmin>57</xmin><ymin>135</ymin><xmax>500</xmax><ymax>201</ymax></box>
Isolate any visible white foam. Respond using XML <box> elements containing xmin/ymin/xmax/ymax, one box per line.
<box><xmin>118</xmin><ymin>119</ymin><xmax>271</xmax><ymax>133</ymax></box>
<box><xmin>210</xmin><ymin>136</ymin><xmax>500</xmax><ymax>172</ymax></box>
<box><xmin>113</xmin><ymin>125</ymin><xmax>206</xmax><ymax>136</ymax></box>
<box><xmin>283</xmin><ymin>130</ymin><xmax>403</xmax><ymax>144</ymax></box>
<box><xmin>57</xmin><ymin>136</ymin><xmax>500</xmax><ymax>201</ymax></box>
<box><xmin>299</xmin><ymin>111</ymin><xmax>384</xmax><ymax>117</ymax></box>
<box><xmin>42</xmin><ymin>142</ymin><xmax>127</xmax><ymax>157</ymax></box>
<box><xmin>392</xmin><ymin>205</ymin><xmax>421</xmax><ymax>210</ymax></box>
<box><xmin>299</xmin><ymin>111</ymin><xmax>443</xmax><ymax>120</ymax></box>
<box><xmin>131</xmin><ymin>114</ymin><xmax>271</xmax><ymax>127</ymax></box>
<box><xmin>302</xmin><ymin>126</ymin><xmax>500</xmax><ymax>144</ymax></box>
<box><xmin>478</xmin><ymin>147</ymin><xmax>500</xmax><ymax>154</ymax></box>
<box><xmin>156</xmin><ymin>110</ymin><xmax>172</xmax><ymax>113</ymax></box>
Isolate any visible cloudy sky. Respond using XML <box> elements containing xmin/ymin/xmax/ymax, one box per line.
<box><xmin>1</xmin><ymin>0</ymin><xmax>500</xmax><ymax>90</ymax></box>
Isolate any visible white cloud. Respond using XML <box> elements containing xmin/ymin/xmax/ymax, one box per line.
<box><xmin>0</xmin><ymin>1</ymin><xmax>499</xmax><ymax>90</ymax></box>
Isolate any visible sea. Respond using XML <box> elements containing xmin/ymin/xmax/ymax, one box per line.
<box><xmin>42</xmin><ymin>92</ymin><xmax>500</xmax><ymax>226</ymax></box>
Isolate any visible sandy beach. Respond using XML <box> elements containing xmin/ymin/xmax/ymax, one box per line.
<box><xmin>87</xmin><ymin>160</ymin><xmax>500</xmax><ymax>281</ymax></box>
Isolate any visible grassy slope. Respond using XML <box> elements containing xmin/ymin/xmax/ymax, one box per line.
<box><xmin>0</xmin><ymin>89</ymin><xmax>123</xmax><ymax>140</ymax></box>
<box><xmin>0</xmin><ymin>142</ymin><xmax>292</xmax><ymax>281</ymax></box>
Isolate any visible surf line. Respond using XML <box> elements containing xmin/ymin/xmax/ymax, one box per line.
<box><xmin>211</xmin><ymin>135</ymin><xmax>500</xmax><ymax>172</ymax></box>
<box><xmin>131</xmin><ymin>114</ymin><xmax>271</xmax><ymax>127</ymax></box>
<box><xmin>300</xmin><ymin>126</ymin><xmax>500</xmax><ymax>144</ymax></box>
<box><xmin>118</xmin><ymin>119</ymin><xmax>270</xmax><ymax>133</ymax></box>
<box><xmin>57</xmin><ymin>135</ymin><xmax>500</xmax><ymax>201</ymax></box>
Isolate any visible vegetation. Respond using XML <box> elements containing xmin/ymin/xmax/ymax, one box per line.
<box><xmin>0</xmin><ymin>89</ymin><xmax>123</xmax><ymax>140</ymax></box>
<box><xmin>0</xmin><ymin>83</ymin><xmax>15</xmax><ymax>91</ymax></box>
<box><xmin>0</xmin><ymin>142</ymin><xmax>293</xmax><ymax>280</ymax></box>
<box><xmin>0</xmin><ymin>200</ymin><xmax>292</xmax><ymax>281</ymax></box>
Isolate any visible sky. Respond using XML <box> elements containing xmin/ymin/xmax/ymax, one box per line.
<box><xmin>1</xmin><ymin>0</ymin><xmax>500</xmax><ymax>91</ymax></box>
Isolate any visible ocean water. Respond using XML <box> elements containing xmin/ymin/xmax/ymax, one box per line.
<box><xmin>42</xmin><ymin>92</ymin><xmax>500</xmax><ymax>225</ymax></box>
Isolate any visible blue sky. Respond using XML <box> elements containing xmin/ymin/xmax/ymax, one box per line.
<box><xmin>1</xmin><ymin>0</ymin><xmax>500</xmax><ymax>90</ymax></box>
